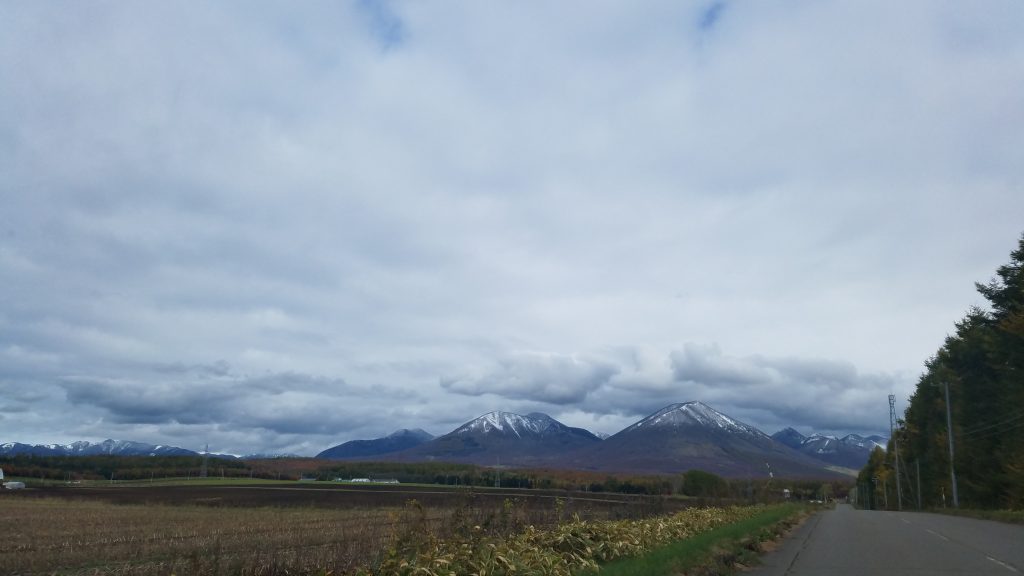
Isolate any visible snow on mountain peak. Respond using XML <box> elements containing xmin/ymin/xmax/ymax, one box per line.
<box><xmin>630</xmin><ymin>402</ymin><xmax>768</xmax><ymax>438</ymax></box>
<box><xmin>455</xmin><ymin>411</ymin><xmax>559</xmax><ymax>437</ymax></box>
<box><xmin>388</xmin><ymin>428</ymin><xmax>428</xmax><ymax>438</ymax></box>
<box><xmin>0</xmin><ymin>439</ymin><xmax>202</xmax><ymax>458</ymax></box>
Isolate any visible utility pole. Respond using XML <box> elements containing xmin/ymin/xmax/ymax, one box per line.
<box><xmin>889</xmin><ymin>394</ymin><xmax>903</xmax><ymax>511</ymax></box>
<box><xmin>942</xmin><ymin>381</ymin><xmax>960</xmax><ymax>508</ymax></box>
<box><xmin>916</xmin><ymin>460</ymin><xmax>922</xmax><ymax>510</ymax></box>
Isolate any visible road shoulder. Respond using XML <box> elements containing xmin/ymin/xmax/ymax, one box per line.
<box><xmin>743</xmin><ymin>508</ymin><xmax>822</xmax><ymax>575</ymax></box>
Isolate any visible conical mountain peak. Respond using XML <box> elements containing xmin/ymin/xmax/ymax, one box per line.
<box><xmin>624</xmin><ymin>401</ymin><xmax>767</xmax><ymax>438</ymax></box>
<box><xmin>454</xmin><ymin>411</ymin><xmax>563</xmax><ymax>437</ymax></box>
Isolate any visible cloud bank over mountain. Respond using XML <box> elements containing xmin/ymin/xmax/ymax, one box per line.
<box><xmin>2</xmin><ymin>1</ymin><xmax>1022</xmax><ymax>455</ymax></box>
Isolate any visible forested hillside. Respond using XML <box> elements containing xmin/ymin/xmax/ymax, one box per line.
<box><xmin>861</xmin><ymin>234</ymin><xmax>1024</xmax><ymax>509</ymax></box>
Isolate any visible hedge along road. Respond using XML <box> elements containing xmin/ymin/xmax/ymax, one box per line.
<box><xmin>750</xmin><ymin>503</ymin><xmax>1024</xmax><ymax>576</ymax></box>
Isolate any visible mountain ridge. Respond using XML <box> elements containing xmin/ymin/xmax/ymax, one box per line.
<box><xmin>770</xmin><ymin>428</ymin><xmax>887</xmax><ymax>469</ymax></box>
<box><xmin>389</xmin><ymin>411</ymin><xmax>601</xmax><ymax>465</ymax></box>
<box><xmin>317</xmin><ymin>428</ymin><xmax>434</xmax><ymax>460</ymax></box>
<box><xmin>3</xmin><ymin>404</ymin><xmax>885</xmax><ymax>478</ymax></box>
<box><xmin>0</xmin><ymin>439</ymin><xmax>201</xmax><ymax>458</ymax></box>
<box><xmin>565</xmin><ymin>402</ymin><xmax>839</xmax><ymax>477</ymax></box>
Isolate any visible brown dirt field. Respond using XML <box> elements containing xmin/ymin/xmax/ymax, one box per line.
<box><xmin>7</xmin><ymin>482</ymin><xmax>683</xmax><ymax>519</ymax></box>
<box><xmin>0</xmin><ymin>483</ymin><xmax>692</xmax><ymax>575</ymax></box>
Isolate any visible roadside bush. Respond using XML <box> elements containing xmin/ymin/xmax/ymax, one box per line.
<box><xmin>360</xmin><ymin>504</ymin><xmax>764</xmax><ymax>576</ymax></box>
<box><xmin>681</xmin><ymin>470</ymin><xmax>729</xmax><ymax>498</ymax></box>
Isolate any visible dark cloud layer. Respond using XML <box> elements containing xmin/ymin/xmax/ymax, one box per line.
<box><xmin>2</xmin><ymin>1</ymin><xmax>1023</xmax><ymax>454</ymax></box>
<box><xmin>441</xmin><ymin>353</ymin><xmax>619</xmax><ymax>404</ymax></box>
<box><xmin>58</xmin><ymin>367</ymin><xmax>398</xmax><ymax>434</ymax></box>
<box><xmin>438</xmin><ymin>344</ymin><xmax>910</xmax><ymax>437</ymax></box>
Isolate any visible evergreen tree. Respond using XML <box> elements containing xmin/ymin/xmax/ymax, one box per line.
<box><xmin>892</xmin><ymin>233</ymin><xmax>1024</xmax><ymax>509</ymax></box>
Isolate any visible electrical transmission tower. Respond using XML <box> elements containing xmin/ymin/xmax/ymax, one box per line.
<box><xmin>889</xmin><ymin>395</ymin><xmax>902</xmax><ymax>510</ymax></box>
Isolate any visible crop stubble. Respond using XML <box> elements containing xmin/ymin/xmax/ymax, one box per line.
<box><xmin>1</xmin><ymin>485</ymin><xmax>674</xmax><ymax>575</ymax></box>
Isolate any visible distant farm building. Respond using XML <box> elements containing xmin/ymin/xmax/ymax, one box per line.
<box><xmin>0</xmin><ymin>467</ymin><xmax>21</xmax><ymax>489</ymax></box>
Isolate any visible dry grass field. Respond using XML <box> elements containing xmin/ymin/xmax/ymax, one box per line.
<box><xmin>3</xmin><ymin>497</ymin><xmax>403</xmax><ymax>575</ymax></box>
<box><xmin>0</xmin><ymin>484</ymin><xmax>680</xmax><ymax>575</ymax></box>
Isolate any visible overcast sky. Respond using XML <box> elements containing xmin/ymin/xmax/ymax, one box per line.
<box><xmin>2</xmin><ymin>1</ymin><xmax>1023</xmax><ymax>456</ymax></box>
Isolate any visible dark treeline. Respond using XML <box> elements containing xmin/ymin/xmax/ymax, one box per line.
<box><xmin>860</xmin><ymin>234</ymin><xmax>1024</xmax><ymax>510</ymax></box>
<box><xmin>262</xmin><ymin>460</ymin><xmax>683</xmax><ymax>494</ymax></box>
<box><xmin>253</xmin><ymin>460</ymin><xmax>848</xmax><ymax>500</ymax></box>
<box><xmin>0</xmin><ymin>454</ymin><xmax>248</xmax><ymax>481</ymax></box>
<box><xmin>3</xmin><ymin>453</ymin><xmax>848</xmax><ymax>501</ymax></box>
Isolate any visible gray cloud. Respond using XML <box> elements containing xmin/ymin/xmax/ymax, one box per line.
<box><xmin>665</xmin><ymin>344</ymin><xmax>900</xmax><ymax>434</ymax></box>
<box><xmin>49</xmin><ymin>364</ymin><xmax>430</xmax><ymax>453</ymax></box>
<box><xmin>435</xmin><ymin>344</ymin><xmax>901</xmax><ymax>437</ymax></box>
<box><xmin>1</xmin><ymin>1</ymin><xmax>1022</xmax><ymax>454</ymax></box>
<box><xmin>441</xmin><ymin>353</ymin><xmax>619</xmax><ymax>404</ymax></box>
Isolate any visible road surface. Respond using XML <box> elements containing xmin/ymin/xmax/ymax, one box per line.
<box><xmin>749</xmin><ymin>503</ymin><xmax>1024</xmax><ymax>575</ymax></box>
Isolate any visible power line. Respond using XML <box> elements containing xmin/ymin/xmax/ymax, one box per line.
<box><xmin>960</xmin><ymin>410</ymin><xmax>1024</xmax><ymax>433</ymax></box>
<box><xmin>961</xmin><ymin>418</ymin><xmax>1024</xmax><ymax>440</ymax></box>
<box><xmin>960</xmin><ymin>411</ymin><xmax>1024</xmax><ymax>437</ymax></box>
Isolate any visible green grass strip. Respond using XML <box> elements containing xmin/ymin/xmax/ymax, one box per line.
<box><xmin>581</xmin><ymin>504</ymin><xmax>804</xmax><ymax>576</ymax></box>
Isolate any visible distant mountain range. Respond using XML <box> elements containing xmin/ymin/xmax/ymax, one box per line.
<box><xmin>2</xmin><ymin>403</ymin><xmax>887</xmax><ymax>478</ymax></box>
<box><xmin>316</xmin><ymin>429</ymin><xmax>434</xmax><ymax>459</ymax></box>
<box><xmin>0</xmin><ymin>440</ymin><xmax>200</xmax><ymax>458</ymax></box>
<box><xmin>387</xmin><ymin>412</ymin><xmax>602</xmax><ymax>466</ymax></box>
<box><xmin>770</xmin><ymin>427</ymin><xmax>887</xmax><ymax>469</ymax></box>
<box><xmin>316</xmin><ymin>402</ymin><xmax>886</xmax><ymax>478</ymax></box>
<box><xmin>562</xmin><ymin>402</ymin><xmax>836</xmax><ymax>477</ymax></box>
<box><xmin>0</xmin><ymin>439</ymin><xmax>245</xmax><ymax>460</ymax></box>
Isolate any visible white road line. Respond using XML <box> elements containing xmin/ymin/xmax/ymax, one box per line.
<box><xmin>925</xmin><ymin>529</ymin><xmax>949</xmax><ymax>541</ymax></box>
<box><xmin>901</xmin><ymin>518</ymin><xmax>911</xmax><ymax>524</ymax></box>
<box><xmin>987</xmin><ymin>557</ymin><xmax>1019</xmax><ymax>573</ymax></box>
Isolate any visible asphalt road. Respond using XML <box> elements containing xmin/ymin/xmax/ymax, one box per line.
<box><xmin>749</xmin><ymin>503</ymin><xmax>1024</xmax><ymax>575</ymax></box>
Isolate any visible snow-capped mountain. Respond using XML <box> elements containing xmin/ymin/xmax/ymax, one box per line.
<box><xmin>0</xmin><ymin>439</ymin><xmax>199</xmax><ymax>457</ymax></box>
<box><xmin>570</xmin><ymin>402</ymin><xmax>839</xmax><ymax>478</ymax></box>
<box><xmin>770</xmin><ymin>428</ymin><xmax>887</xmax><ymax>470</ymax></box>
<box><xmin>452</xmin><ymin>412</ymin><xmax>594</xmax><ymax>439</ymax></box>
<box><xmin>330</xmin><ymin>404</ymin><xmax>842</xmax><ymax>478</ymax></box>
<box><xmin>392</xmin><ymin>411</ymin><xmax>601</xmax><ymax>465</ymax></box>
<box><xmin>842</xmin><ymin>433</ymin><xmax>888</xmax><ymax>451</ymax></box>
<box><xmin>770</xmin><ymin>427</ymin><xmax>808</xmax><ymax>450</ymax></box>
<box><xmin>3</xmin><ymin>404</ymin><xmax>879</xmax><ymax>479</ymax></box>
<box><xmin>317</xmin><ymin>429</ymin><xmax>434</xmax><ymax>460</ymax></box>
<box><xmin>454</xmin><ymin>411</ymin><xmax>550</xmax><ymax>436</ymax></box>
<box><xmin>622</xmin><ymin>402</ymin><xmax>770</xmax><ymax>439</ymax></box>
